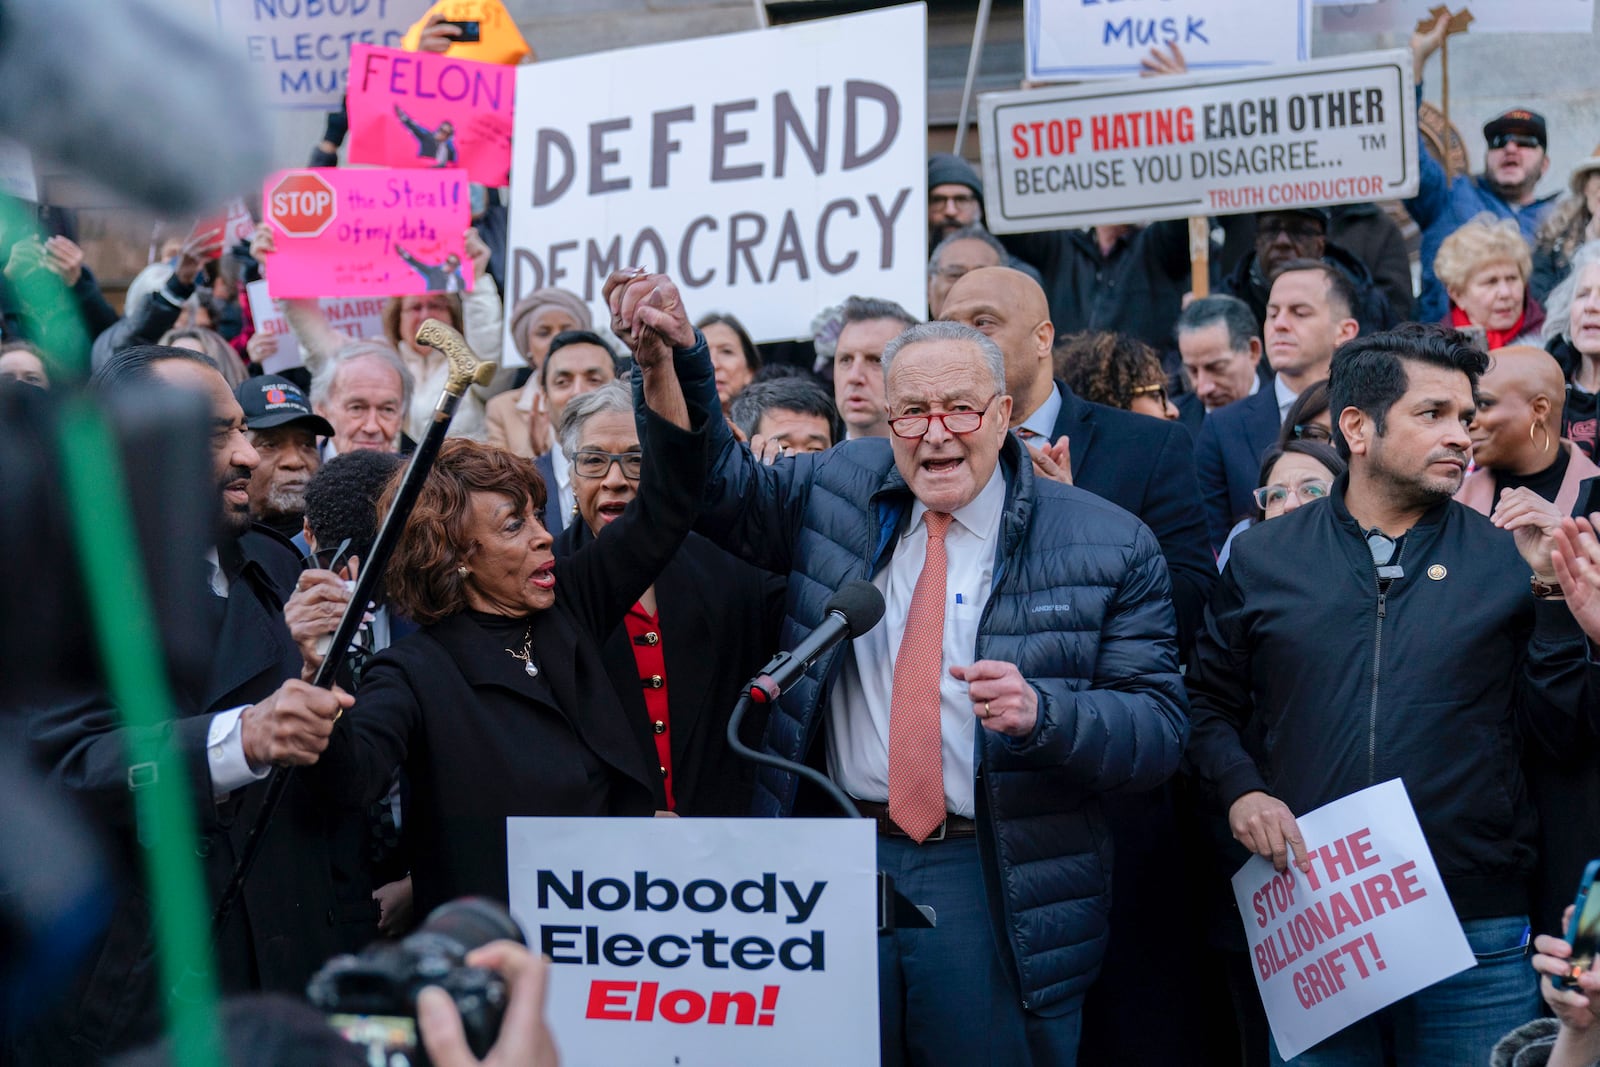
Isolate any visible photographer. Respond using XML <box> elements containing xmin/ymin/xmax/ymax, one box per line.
<box><xmin>110</xmin><ymin>942</ymin><xmax>558</xmax><ymax>1067</ymax></box>
<box><xmin>417</xmin><ymin>942</ymin><xmax>558</xmax><ymax>1067</ymax></box>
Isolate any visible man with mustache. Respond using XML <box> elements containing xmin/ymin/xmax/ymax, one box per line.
<box><xmin>1408</xmin><ymin>15</ymin><xmax>1560</xmax><ymax>323</ymax></box>
<box><xmin>1185</xmin><ymin>324</ymin><xmax>1591</xmax><ymax>1065</ymax></box>
<box><xmin>237</xmin><ymin>374</ymin><xmax>332</xmax><ymax>540</ymax></box>
<box><xmin>18</xmin><ymin>345</ymin><xmax>352</xmax><ymax>1060</ymax></box>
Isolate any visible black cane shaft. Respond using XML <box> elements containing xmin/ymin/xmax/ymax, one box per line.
<box><xmin>213</xmin><ymin>394</ymin><xmax>463</xmax><ymax>932</ymax></box>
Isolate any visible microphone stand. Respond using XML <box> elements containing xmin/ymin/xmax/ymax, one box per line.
<box><xmin>727</xmin><ymin>694</ymin><xmax>933</xmax><ymax>933</ymax></box>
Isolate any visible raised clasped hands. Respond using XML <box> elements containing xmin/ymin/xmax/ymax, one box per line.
<box><xmin>601</xmin><ymin>270</ymin><xmax>695</xmax><ymax>372</ymax></box>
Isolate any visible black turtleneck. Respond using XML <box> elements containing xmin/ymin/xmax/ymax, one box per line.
<box><xmin>1493</xmin><ymin>443</ymin><xmax>1569</xmax><ymax>505</ymax></box>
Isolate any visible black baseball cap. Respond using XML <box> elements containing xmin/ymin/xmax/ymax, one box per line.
<box><xmin>1260</xmin><ymin>206</ymin><xmax>1330</xmax><ymax>228</ymax></box>
<box><xmin>1483</xmin><ymin>109</ymin><xmax>1547</xmax><ymax>150</ymax></box>
<box><xmin>236</xmin><ymin>374</ymin><xmax>333</xmax><ymax>436</ymax></box>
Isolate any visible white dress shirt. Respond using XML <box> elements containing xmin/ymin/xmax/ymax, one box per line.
<box><xmin>203</xmin><ymin>549</ymin><xmax>269</xmax><ymax>798</ymax></box>
<box><xmin>1017</xmin><ymin>382</ymin><xmax>1064</xmax><ymax>441</ymax></box>
<box><xmin>827</xmin><ymin>468</ymin><xmax>1007</xmax><ymax>818</ymax></box>
<box><xmin>1274</xmin><ymin>375</ymin><xmax>1299</xmax><ymax>424</ymax></box>
<box><xmin>548</xmin><ymin>426</ymin><xmax>575</xmax><ymax>523</ymax></box>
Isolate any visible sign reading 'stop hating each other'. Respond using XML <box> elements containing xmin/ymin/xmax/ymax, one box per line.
<box><xmin>506</xmin><ymin>4</ymin><xmax>927</xmax><ymax>344</ymax></box>
<box><xmin>979</xmin><ymin>50</ymin><xmax>1418</xmax><ymax>232</ymax></box>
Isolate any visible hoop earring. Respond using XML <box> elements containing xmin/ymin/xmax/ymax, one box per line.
<box><xmin>1531</xmin><ymin>421</ymin><xmax>1553</xmax><ymax>454</ymax></box>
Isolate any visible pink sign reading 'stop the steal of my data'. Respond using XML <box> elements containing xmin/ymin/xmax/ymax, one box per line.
<box><xmin>263</xmin><ymin>167</ymin><xmax>472</xmax><ymax>300</ymax></box>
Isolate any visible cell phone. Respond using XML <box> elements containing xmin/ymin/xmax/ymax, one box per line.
<box><xmin>440</xmin><ymin>19</ymin><xmax>481</xmax><ymax>43</ymax></box>
<box><xmin>1559</xmin><ymin>859</ymin><xmax>1600</xmax><ymax>990</ymax></box>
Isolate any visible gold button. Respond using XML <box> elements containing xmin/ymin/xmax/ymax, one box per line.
<box><xmin>645</xmin><ymin>631</ymin><xmax>659</xmax><ymax>646</ymax></box>
<box><xmin>653</xmin><ymin>720</ymin><xmax>666</xmax><ymax>734</ymax></box>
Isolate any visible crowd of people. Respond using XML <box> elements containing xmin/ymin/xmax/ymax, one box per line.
<box><xmin>12</xmin><ymin>11</ymin><xmax>1600</xmax><ymax>1067</ymax></box>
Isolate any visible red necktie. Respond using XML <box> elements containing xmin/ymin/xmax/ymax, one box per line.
<box><xmin>888</xmin><ymin>511</ymin><xmax>953</xmax><ymax>842</ymax></box>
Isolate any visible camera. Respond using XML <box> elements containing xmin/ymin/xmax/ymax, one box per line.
<box><xmin>307</xmin><ymin>897</ymin><xmax>525</xmax><ymax>1066</ymax></box>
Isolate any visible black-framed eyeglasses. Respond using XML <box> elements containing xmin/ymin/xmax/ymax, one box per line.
<box><xmin>888</xmin><ymin>393</ymin><xmax>1000</xmax><ymax>440</ymax></box>
<box><xmin>1253</xmin><ymin>480</ymin><xmax>1332</xmax><ymax>511</ymax></box>
<box><xmin>1291</xmin><ymin>422</ymin><xmax>1333</xmax><ymax>442</ymax></box>
<box><xmin>929</xmin><ymin>193</ymin><xmax>978</xmax><ymax>209</ymax></box>
<box><xmin>572</xmin><ymin>449</ymin><xmax>643</xmax><ymax>480</ymax></box>
<box><xmin>1489</xmin><ymin>133</ymin><xmax>1541</xmax><ymax>151</ymax></box>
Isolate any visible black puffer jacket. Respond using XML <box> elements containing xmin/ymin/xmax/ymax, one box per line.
<box><xmin>1186</xmin><ymin>477</ymin><xmax>1589</xmax><ymax>920</ymax></box>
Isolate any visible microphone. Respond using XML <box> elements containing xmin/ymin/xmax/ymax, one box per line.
<box><xmin>747</xmin><ymin>579</ymin><xmax>885</xmax><ymax>704</ymax></box>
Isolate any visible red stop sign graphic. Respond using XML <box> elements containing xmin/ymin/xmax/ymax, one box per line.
<box><xmin>269</xmin><ymin>171</ymin><xmax>338</xmax><ymax>238</ymax></box>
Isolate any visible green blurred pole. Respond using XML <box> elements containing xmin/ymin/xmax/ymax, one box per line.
<box><xmin>3</xmin><ymin>193</ymin><xmax>223</xmax><ymax>1066</ymax></box>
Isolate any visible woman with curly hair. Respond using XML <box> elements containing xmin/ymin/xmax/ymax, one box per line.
<box><xmin>1054</xmin><ymin>330</ymin><xmax>1179</xmax><ymax>420</ymax></box>
<box><xmin>1531</xmin><ymin>147</ymin><xmax>1600</xmax><ymax>303</ymax></box>
<box><xmin>303</xmin><ymin>330</ymin><xmax>712</xmax><ymax>919</ymax></box>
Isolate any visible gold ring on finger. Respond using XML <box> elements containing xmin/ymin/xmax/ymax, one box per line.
<box><xmin>984</xmin><ymin>701</ymin><xmax>992</xmax><ymax>718</ymax></box>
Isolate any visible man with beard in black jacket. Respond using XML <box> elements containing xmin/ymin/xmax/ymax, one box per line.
<box><xmin>1186</xmin><ymin>324</ymin><xmax>1591</xmax><ymax>1065</ymax></box>
<box><xmin>14</xmin><ymin>345</ymin><xmax>353</xmax><ymax>1063</ymax></box>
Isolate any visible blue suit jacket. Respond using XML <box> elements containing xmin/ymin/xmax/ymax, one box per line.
<box><xmin>1195</xmin><ymin>387</ymin><xmax>1281</xmax><ymax>551</ymax></box>
<box><xmin>533</xmin><ymin>451</ymin><xmax>567</xmax><ymax>536</ymax></box>
<box><xmin>1046</xmin><ymin>381</ymin><xmax>1215</xmax><ymax>651</ymax></box>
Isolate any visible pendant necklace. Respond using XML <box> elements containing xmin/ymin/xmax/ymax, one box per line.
<box><xmin>506</xmin><ymin>623</ymin><xmax>539</xmax><ymax>677</ymax></box>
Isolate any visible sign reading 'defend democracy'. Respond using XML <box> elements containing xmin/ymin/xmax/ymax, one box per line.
<box><xmin>1025</xmin><ymin>0</ymin><xmax>1311</xmax><ymax>82</ymax></box>
<box><xmin>1231</xmin><ymin>780</ymin><xmax>1475</xmax><ymax>1060</ymax></box>
<box><xmin>214</xmin><ymin>0</ymin><xmax>434</xmax><ymax>110</ymax></box>
<box><xmin>980</xmin><ymin>50</ymin><xmax>1418</xmax><ymax>232</ymax></box>
<box><xmin>263</xmin><ymin>167</ymin><xmax>471</xmax><ymax>298</ymax></box>
<box><xmin>505</xmin><ymin>4</ymin><xmax>926</xmax><ymax>344</ymax></box>
<box><xmin>508</xmin><ymin>818</ymin><xmax>878</xmax><ymax>1066</ymax></box>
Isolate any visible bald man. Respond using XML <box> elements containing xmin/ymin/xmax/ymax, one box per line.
<box><xmin>1458</xmin><ymin>345</ymin><xmax>1600</xmax><ymax>517</ymax></box>
<box><xmin>941</xmin><ymin>266</ymin><xmax>1215</xmax><ymax>1064</ymax></box>
<box><xmin>940</xmin><ymin>267</ymin><xmax>1213</xmax><ymax>645</ymax></box>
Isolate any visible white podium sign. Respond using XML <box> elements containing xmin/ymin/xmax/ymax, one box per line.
<box><xmin>508</xmin><ymin>817</ymin><xmax>879</xmax><ymax>1066</ymax></box>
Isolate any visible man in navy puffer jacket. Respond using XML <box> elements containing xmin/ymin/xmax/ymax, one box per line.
<box><xmin>611</xmin><ymin>270</ymin><xmax>1188</xmax><ymax>1066</ymax></box>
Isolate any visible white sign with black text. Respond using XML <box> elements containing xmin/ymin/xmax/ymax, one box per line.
<box><xmin>507</xmin><ymin>817</ymin><xmax>879</xmax><ymax>1066</ymax></box>
<box><xmin>1024</xmin><ymin>0</ymin><xmax>1312</xmax><ymax>82</ymax></box>
<box><xmin>504</xmin><ymin>4</ymin><xmax>927</xmax><ymax>344</ymax></box>
<box><xmin>980</xmin><ymin>49</ymin><xmax>1418</xmax><ymax>231</ymax></box>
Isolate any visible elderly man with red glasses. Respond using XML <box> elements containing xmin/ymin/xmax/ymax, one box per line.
<box><xmin>611</xmin><ymin>268</ymin><xmax>1187</xmax><ymax>1067</ymax></box>
<box><xmin>1409</xmin><ymin>14</ymin><xmax>1560</xmax><ymax>323</ymax></box>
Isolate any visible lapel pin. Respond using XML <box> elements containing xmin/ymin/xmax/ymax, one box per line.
<box><xmin>1427</xmin><ymin>564</ymin><xmax>1446</xmax><ymax>581</ymax></box>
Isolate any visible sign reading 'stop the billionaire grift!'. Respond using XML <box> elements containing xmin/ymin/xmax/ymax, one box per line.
<box><xmin>507</xmin><ymin>817</ymin><xmax>879</xmax><ymax>1066</ymax></box>
<box><xmin>979</xmin><ymin>50</ymin><xmax>1418</xmax><ymax>232</ymax></box>
<box><xmin>505</xmin><ymin>4</ymin><xmax>926</xmax><ymax>344</ymax></box>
